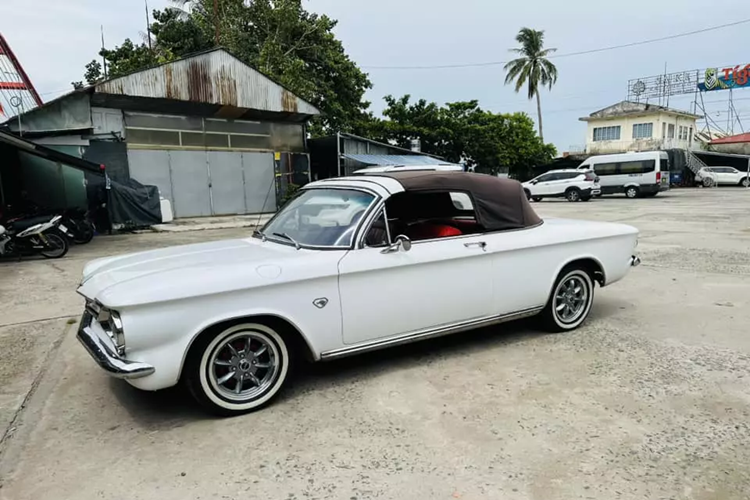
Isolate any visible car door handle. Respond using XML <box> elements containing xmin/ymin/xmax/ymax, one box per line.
<box><xmin>464</xmin><ymin>241</ymin><xmax>487</xmax><ymax>251</ymax></box>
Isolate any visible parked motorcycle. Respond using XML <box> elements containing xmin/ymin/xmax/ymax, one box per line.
<box><xmin>61</xmin><ymin>208</ymin><xmax>95</xmax><ymax>244</ymax></box>
<box><xmin>0</xmin><ymin>215</ymin><xmax>69</xmax><ymax>259</ymax></box>
<box><xmin>2</xmin><ymin>203</ymin><xmax>95</xmax><ymax>245</ymax></box>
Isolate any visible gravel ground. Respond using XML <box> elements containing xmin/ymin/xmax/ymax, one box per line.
<box><xmin>1</xmin><ymin>188</ymin><xmax>749</xmax><ymax>500</ymax></box>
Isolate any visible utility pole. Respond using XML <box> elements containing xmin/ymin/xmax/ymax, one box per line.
<box><xmin>214</xmin><ymin>0</ymin><xmax>220</xmax><ymax>46</ymax></box>
<box><xmin>100</xmin><ymin>25</ymin><xmax>108</xmax><ymax>79</ymax></box>
<box><xmin>145</xmin><ymin>0</ymin><xmax>153</xmax><ymax>52</ymax></box>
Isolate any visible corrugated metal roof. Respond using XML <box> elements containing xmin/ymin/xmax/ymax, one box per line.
<box><xmin>95</xmin><ymin>49</ymin><xmax>319</xmax><ymax>117</ymax></box>
<box><xmin>710</xmin><ymin>132</ymin><xmax>750</xmax><ymax>144</ymax></box>
<box><xmin>343</xmin><ymin>154</ymin><xmax>458</xmax><ymax>166</ymax></box>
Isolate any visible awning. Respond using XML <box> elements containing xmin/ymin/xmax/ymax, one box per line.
<box><xmin>0</xmin><ymin>129</ymin><xmax>104</xmax><ymax>174</ymax></box>
<box><xmin>343</xmin><ymin>153</ymin><xmax>458</xmax><ymax>166</ymax></box>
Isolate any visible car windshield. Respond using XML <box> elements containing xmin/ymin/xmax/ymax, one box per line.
<box><xmin>259</xmin><ymin>188</ymin><xmax>375</xmax><ymax>248</ymax></box>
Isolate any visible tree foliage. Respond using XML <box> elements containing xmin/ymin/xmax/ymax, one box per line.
<box><xmin>81</xmin><ymin>0</ymin><xmax>372</xmax><ymax>135</ymax></box>
<box><xmin>504</xmin><ymin>27</ymin><xmax>558</xmax><ymax>142</ymax></box>
<box><xmin>369</xmin><ymin>95</ymin><xmax>555</xmax><ymax>178</ymax></box>
<box><xmin>81</xmin><ymin>5</ymin><xmax>554</xmax><ymax>174</ymax></box>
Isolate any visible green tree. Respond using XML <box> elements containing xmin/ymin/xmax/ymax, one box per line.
<box><xmin>503</xmin><ymin>27</ymin><xmax>558</xmax><ymax>143</ymax></box>
<box><xmin>83</xmin><ymin>60</ymin><xmax>104</xmax><ymax>85</ymax></box>
<box><xmin>376</xmin><ymin>95</ymin><xmax>555</xmax><ymax>178</ymax></box>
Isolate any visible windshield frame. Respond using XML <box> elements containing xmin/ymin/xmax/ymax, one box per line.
<box><xmin>255</xmin><ymin>185</ymin><xmax>382</xmax><ymax>250</ymax></box>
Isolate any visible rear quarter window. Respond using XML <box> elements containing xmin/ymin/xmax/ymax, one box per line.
<box><xmin>450</xmin><ymin>192</ymin><xmax>474</xmax><ymax>210</ymax></box>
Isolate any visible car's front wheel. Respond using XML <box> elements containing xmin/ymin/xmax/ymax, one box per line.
<box><xmin>532</xmin><ymin>196</ymin><xmax>543</xmax><ymax>202</ymax></box>
<box><xmin>539</xmin><ymin>266</ymin><xmax>595</xmax><ymax>332</ymax></box>
<box><xmin>740</xmin><ymin>177</ymin><xmax>750</xmax><ymax>187</ymax></box>
<box><xmin>185</xmin><ymin>322</ymin><xmax>292</xmax><ymax>416</ymax></box>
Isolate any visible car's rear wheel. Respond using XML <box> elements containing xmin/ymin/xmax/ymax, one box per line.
<box><xmin>565</xmin><ymin>188</ymin><xmax>581</xmax><ymax>202</ymax></box>
<box><xmin>185</xmin><ymin>323</ymin><xmax>292</xmax><ymax>416</ymax></box>
<box><xmin>524</xmin><ymin>189</ymin><xmax>532</xmax><ymax>200</ymax></box>
<box><xmin>532</xmin><ymin>196</ymin><xmax>542</xmax><ymax>202</ymax></box>
<box><xmin>624</xmin><ymin>186</ymin><xmax>639</xmax><ymax>198</ymax></box>
<box><xmin>539</xmin><ymin>266</ymin><xmax>595</xmax><ymax>332</ymax></box>
<box><xmin>702</xmin><ymin>177</ymin><xmax>715</xmax><ymax>187</ymax></box>
<box><xmin>40</xmin><ymin>233</ymin><xmax>69</xmax><ymax>259</ymax></box>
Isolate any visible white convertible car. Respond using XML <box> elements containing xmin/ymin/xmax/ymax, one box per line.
<box><xmin>77</xmin><ymin>171</ymin><xmax>640</xmax><ymax>415</ymax></box>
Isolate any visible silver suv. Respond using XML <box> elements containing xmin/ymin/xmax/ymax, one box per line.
<box><xmin>522</xmin><ymin>169</ymin><xmax>601</xmax><ymax>202</ymax></box>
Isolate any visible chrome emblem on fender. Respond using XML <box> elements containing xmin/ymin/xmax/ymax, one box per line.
<box><xmin>313</xmin><ymin>298</ymin><xmax>329</xmax><ymax>309</ymax></box>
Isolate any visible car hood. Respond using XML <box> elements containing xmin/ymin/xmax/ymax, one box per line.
<box><xmin>78</xmin><ymin>238</ymin><xmax>303</xmax><ymax>307</ymax></box>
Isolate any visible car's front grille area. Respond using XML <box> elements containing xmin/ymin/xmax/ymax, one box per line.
<box><xmin>85</xmin><ymin>300</ymin><xmax>125</xmax><ymax>355</ymax></box>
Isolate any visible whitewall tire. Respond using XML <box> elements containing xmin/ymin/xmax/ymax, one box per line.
<box><xmin>186</xmin><ymin>323</ymin><xmax>291</xmax><ymax>416</ymax></box>
<box><xmin>539</xmin><ymin>267</ymin><xmax>595</xmax><ymax>332</ymax></box>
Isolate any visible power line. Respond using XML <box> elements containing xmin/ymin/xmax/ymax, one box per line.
<box><xmin>362</xmin><ymin>18</ymin><xmax>750</xmax><ymax>70</ymax></box>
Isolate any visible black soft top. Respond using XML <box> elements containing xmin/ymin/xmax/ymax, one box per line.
<box><xmin>369</xmin><ymin>171</ymin><xmax>542</xmax><ymax>232</ymax></box>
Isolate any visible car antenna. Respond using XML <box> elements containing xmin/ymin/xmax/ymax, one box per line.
<box><xmin>254</xmin><ymin>172</ymin><xmax>277</xmax><ymax>240</ymax></box>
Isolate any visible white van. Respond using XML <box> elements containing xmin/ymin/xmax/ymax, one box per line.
<box><xmin>577</xmin><ymin>151</ymin><xmax>670</xmax><ymax>198</ymax></box>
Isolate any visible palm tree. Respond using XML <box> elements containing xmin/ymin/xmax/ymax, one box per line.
<box><xmin>504</xmin><ymin>28</ymin><xmax>558</xmax><ymax>143</ymax></box>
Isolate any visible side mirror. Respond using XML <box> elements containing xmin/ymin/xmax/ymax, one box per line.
<box><xmin>381</xmin><ymin>234</ymin><xmax>412</xmax><ymax>254</ymax></box>
<box><xmin>530</xmin><ymin>180</ymin><xmax>538</xmax><ymax>185</ymax></box>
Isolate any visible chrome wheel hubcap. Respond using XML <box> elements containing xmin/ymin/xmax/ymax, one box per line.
<box><xmin>209</xmin><ymin>332</ymin><xmax>279</xmax><ymax>401</ymax></box>
<box><xmin>554</xmin><ymin>275</ymin><xmax>588</xmax><ymax>323</ymax></box>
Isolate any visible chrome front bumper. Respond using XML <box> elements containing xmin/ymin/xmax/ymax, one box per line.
<box><xmin>77</xmin><ymin>312</ymin><xmax>154</xmax><ymax>379</ymax></box>
<box><xmin>630</xmin><ymin>255</ymin><xmax>641</xmax><ymax>267</ymax></box>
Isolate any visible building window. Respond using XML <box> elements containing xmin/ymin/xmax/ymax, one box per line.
<box><xmin>688</xmin><ymin>127</ymin><xmax>693</xmax><ymax>145</ymax></box>
<box><xmin>662</xmin><ymin>123</ymin><xmax>667</xmax><ymax>139</ymax></box>
<box><xmin>593</xmin><ymin>126</ymin><xmax>621</xmax><ymax>142</ymax></box>
<box><xmin>121</xmin><ymin>112</ymin><xmax>303</xmax><ymax>151</ymax></box>
<box><xmin>632</xmin><ymin>123</ymin><xmax>653</xmax><ymax>139</ymax></box>
<box><xmin>667</xmin><ymin>124</ymin><xmax>675</xmax><ymax>139</ymax></box>
<box><xmin>679</xmin><ymin>126</ymin><xmax>691</xmax><ymax>141</ymax></box>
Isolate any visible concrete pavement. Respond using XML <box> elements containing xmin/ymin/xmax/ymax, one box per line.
<box><xmin>1</xmin><ymin>189</ymin><xmax>750</xmax><ymax>499</ymax></box>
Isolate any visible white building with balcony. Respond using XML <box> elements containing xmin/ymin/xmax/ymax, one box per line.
<box><xmin>579</xmin><ymin>101</ymin><xmax>701</xmax><ymax>155</ymax></box>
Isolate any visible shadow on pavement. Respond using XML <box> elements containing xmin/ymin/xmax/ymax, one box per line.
<box><xmin>107</xmin><ymin>302</ymin><xmax>619</xmax><ymax>423</ymax></box>
<box><xmin>282</xmin><ymin>317</ymin><xmax>547</xmax><ymax>403</ymax></box>
<box><xmin>108</xmin><ymin>379</ymin><xmax>211</xmax><ymax>427</ymax></box>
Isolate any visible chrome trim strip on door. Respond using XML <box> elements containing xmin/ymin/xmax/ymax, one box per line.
<box><xmin>320</xmin><ymin>306</ymin><xmax>544</xmax><ymax>360</ymax></box>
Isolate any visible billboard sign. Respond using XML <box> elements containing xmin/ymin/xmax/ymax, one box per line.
<box><xmin>628</xmin><ymin>71</ymin><xmax>700</xmax><ymax>101</ymax></box>
<box><xmin>698</xmin><ymin>65</ymin><xmax>750</xmax><ymax>92</ymax></box>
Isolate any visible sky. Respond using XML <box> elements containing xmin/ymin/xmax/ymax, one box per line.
<box><xmin>3</xmin><ymin>0</ymin><xmax>750</xmax><ymax>153</ymax></box>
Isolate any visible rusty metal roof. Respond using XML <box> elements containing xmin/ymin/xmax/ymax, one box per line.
<box><xmin>94</xmin><ymin>49</ymin><xmax>319</xmax><ymax>117</ymax></box>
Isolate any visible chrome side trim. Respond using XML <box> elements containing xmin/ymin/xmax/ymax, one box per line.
<box><xmin>320</xmin><ymin>307</ymin><xmax>543</xmax><ymax>360</ymax></box>
<box><xmin>77</xmin><ymin>312</ymin><xmax>154</xmax><ymax>379</ymax></box>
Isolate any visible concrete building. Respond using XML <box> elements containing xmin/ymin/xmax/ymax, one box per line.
<box><xmin>2</xmin><ymin>48</ymin><xmax>319</xmax><ymax>218</ymax></box>
<box><xmin>579</xmin><ymin>101</ymin><xmax>701</xmax><ymax>155</ymax></box>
